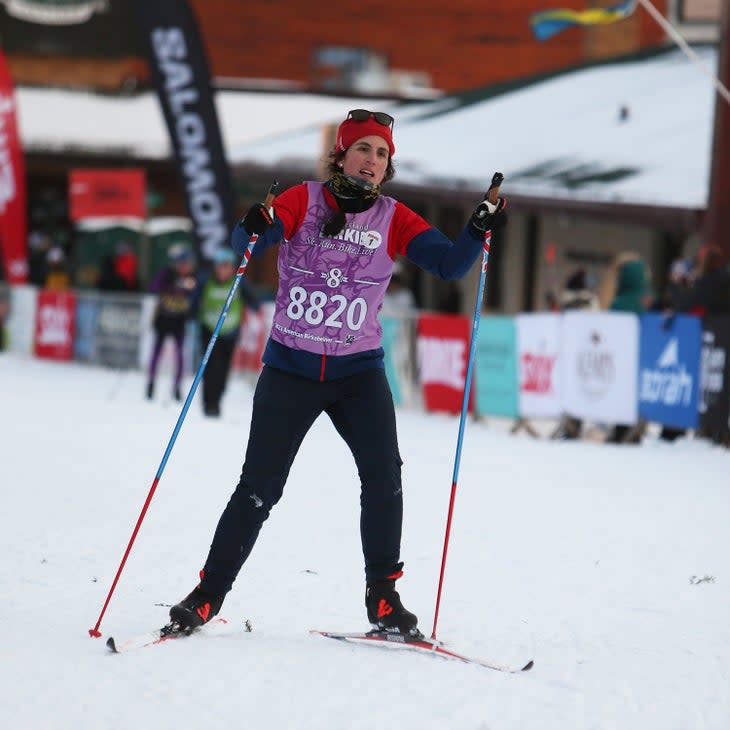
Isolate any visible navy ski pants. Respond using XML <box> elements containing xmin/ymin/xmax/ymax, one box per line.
<box><xmin>200</xmin><ymin>365</ymin><xmax>404</xmax><ymax>596</ymax></box>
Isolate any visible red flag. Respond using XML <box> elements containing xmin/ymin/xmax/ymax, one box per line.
<box><xmin>0</xmin><ymin>50</ymin><xmax>28</xmax><ymax>284</ymax></box>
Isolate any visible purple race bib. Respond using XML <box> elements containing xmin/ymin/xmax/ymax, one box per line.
<box><xmin>270</xmin><ymin>182</ymin><xmax>396</xmax><ymax>355</ymax></box>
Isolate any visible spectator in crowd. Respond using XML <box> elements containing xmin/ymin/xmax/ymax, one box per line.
<box><xmin>27</xmin><ymin>230</ymin><xmax>52</xmax><ymax>285</ymax></box>
<box><xmin>98</xmin><ymin>241</ymin><xmax>139</xmax><ymax>292</ymax></box>
<box><xmin>552</xmin><ymin>268</ymin><xmax>599</xmax><ymax>440</ymax></box>
<box><xmin>198</xmin><ymin>248</ymin><xmax>260</xmax><ymax>417</ymax></box>
<box><xmin>683</xmin><ymin>245</ymin><xmax>730</xmax><ymax>447</ymax></box>
<box><xmin>43</xmin><ymin>246</ymin><xmax>72</xmax><ymax>291</ymax></box>
<box><xmin>604</xmin><ymin>254</ymin><xmax>652</xmax><ymax>444</ymax></box>
<box><xmin>653</xmin><ymin>257</ymin><xmax>695</xmax><ymax>314</ymax></box>
<box><xmin>380</xmin><ymin>260</ymin><xmax>416</xmax><ymax>317</ymax></box>
<box><xmin>682</xmin><ymin>245</ymin><xmax>730</xmax><ymax>317</ymax></box>
<box><xmin>559</xmin><ymin>267</ymin><xmax>600</xmax><ymax>311</ymax></box>
<box><xmin>146</xmin><ymin>243</ymin><xmax>198</xmax><ymax>402</ymax></box>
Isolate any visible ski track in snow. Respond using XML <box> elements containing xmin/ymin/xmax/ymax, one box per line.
<box><xmin>0</xmin><ymin>354</ymin><xmax>728</xmax><ymax>730</ymax></box>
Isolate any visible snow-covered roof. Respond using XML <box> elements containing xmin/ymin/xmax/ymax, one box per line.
<box><xmin>15</xmin><ymin>85</ymin><xmax>394</xmax><ymax>160</ymax></box>
<box><xmin>15</xmin><ymin>47</ymin><xmax>718</xmax><ymax>210</ymax></box>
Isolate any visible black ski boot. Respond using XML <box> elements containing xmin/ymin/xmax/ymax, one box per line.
<box><xmin>169</xmin><ymin>584</ymin><xmax>224</xmax><ymax>630</ymax></box>
<box><xmin>366</xmin><ymin>579</ymin><xmax>419</xmax><ymax>635</ymax></box>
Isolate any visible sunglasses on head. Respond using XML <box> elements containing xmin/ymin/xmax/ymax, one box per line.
<box><xmin>347</xmin><ymin>109</ymin><xmax>395</xmax><ymax>130</ymax></box>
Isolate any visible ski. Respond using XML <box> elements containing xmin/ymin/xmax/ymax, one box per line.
<box><xmin>311</xmin><ymin>629</ymin><xmax>533</xmax><ymax>673</ymax></box>
<box><xmin>106</xmin><ymin>617</ymin><xmax>229</xmax><ymax>653</ymax></box>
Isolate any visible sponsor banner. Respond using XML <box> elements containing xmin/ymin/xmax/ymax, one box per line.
<box><xmin>69</xmin><ymin>169</ymin><xmax>146</xmax><ymax>221</ymax></box>
<box><xmin>73</xmin><ymin>293</ymin><xmax>99</xmax><ymax>361</ymax></box>
<box><xmin>7</xmin><ymin>283</ymin><xmax>36</xmax><ymax>354</ymax></box>
<box><xmin>416</xmin><ymin>313</ymin><xmax>472</xmax><ymax>414</ymax></box>
<box><xmin>516</xmin><ymin>313</ymin><xmax>562</xmax><ymax>419</ymax></box>
<box><xmin>132</xmin><ymin>0</ymin><xmax>235</xmax><ymax>261</ymax></box>
<box><xmin>34</xmin><ymin>289</ymin><xmax>75</xmax><ymax>360</ymax></box>
<box><xmin>95</xmin><ymin>297</ymin><xmax>143</xmax><ymax>369</ymax></box>
<box><xmin>699</xmin><ymin>316</ymin><xmax>730</xmax><ymax>434</ymax></box>
<box><xmin>638</xmin><ymin>314</ymin><xmax>702</xmax><ymax>429</ymax></box>
<box><xmin>475</xmin><ymin>316</ymin><xmax>518</xmax><ymax>418</ymax></box>
<box><xmin>561</xmin><ymin>311</ymin><xmax>639</xmax><ymax>424</ymax></box>
<box><xmin>232</xmin><ymin>302</ymin><xmax>274</xmax><ymax>373</ymax></box>
<box><xmin>380</xmin><ymin>316</ymin><xmax>404</xmax><ymax>406</ymax></box>
<box><xmin>0</xmin><ymin>50</ymin><xmax>28</xmax><ymax>283</ymax></box>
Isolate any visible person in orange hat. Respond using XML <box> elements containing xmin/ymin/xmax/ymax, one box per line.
<box><xmin>169</xmin><ymin>109</ymin><xmax>508</xmax><ymax>636</ymax></box>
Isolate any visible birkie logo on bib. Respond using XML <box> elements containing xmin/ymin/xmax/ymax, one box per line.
<box><xmin>359</xmin><ymin>230</ymin><xmax>382</xmax><ymax>250</ymax></box>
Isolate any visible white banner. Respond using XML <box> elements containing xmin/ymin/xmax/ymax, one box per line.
<box><xmin>516</xmin><ymin>313</ymin><xmax>562</xmax><ymax>419</ymax></box>
<box><xmin>7</xmin><ymin>284</ymin><xmax>36</xmax><ymax>355</ymax></box>
<box><xmin>561</xmin><ymin>311</ymin><xmax>639</xmax><ymax>424</ymax></box>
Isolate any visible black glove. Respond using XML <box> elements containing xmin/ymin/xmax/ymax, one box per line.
<box><xmin>240</xmin><ymin>203</ymin><xmax>274</xmax><ymax>235</ymax></box>
<box><xmin>469</xmin><ymin>195</ymin><xmax>508</xmax><ymax>235</ymax></box>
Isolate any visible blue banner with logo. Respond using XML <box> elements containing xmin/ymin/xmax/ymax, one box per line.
<box><xmin>380</xmin><ymin>316</ymin><xmax>403</xmax><ymax>406</ymax></box>
<box><xmin>475</xmin><ymin>316</ymin><xmax>518</xmax><ymax>418</ymax></box>
<box><xmin>638</xmin><ymin>313</ymin><xmax>702</xmax><ymax>429</ymax></box>
<box><xmin>74</xmin><ymin>294</ymin><xmax>99</xmax><ymax>362</ymax></box>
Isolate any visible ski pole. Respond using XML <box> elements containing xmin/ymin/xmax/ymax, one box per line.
<box><xmin>89</xmin><ymin>180</ymin><xmax>279</xmax><ymax>638</ymax></box>
<box><xmin>431</xmin><ymin>172</ymin><xmax>503</xmax><ymax>640</ymax></box>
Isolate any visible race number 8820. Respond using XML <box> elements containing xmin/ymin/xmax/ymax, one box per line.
<box><xmin>286</xmin><ymin>286</ymin><xmax>367</xmax><ymax>330</ymax></box>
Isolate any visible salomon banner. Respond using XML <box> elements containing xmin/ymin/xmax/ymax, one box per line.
<box><xmin>699</xmin><ymin>317</ymin><xmax>730</xmax><ymax>435</ymax></box>
<box><xmin>638</xmin><ymin>314</ymin><xmax>702</xmax><ymax>429</ymax></box>
<box><xmin>516</xmin><ymin>313</ymin><xmax>562</xmax><ymax>419</ymax></box>
<box><xmin>561</xmin><ymin>311</ymin><xmax>639</xmax><ymax>425</ymax></box>
<box><xmin>416</xmin><ymin>313</ymin><xmax>473</xmax><ymax>414</ymax></box>
<box><xmin>0</xmin><ymin>50</ymin><xmax>28</xmax><ymax>284</ymax></box>
<box><xmin>131</xmin><ymin>0</ymin><xmax>234</xmax><ymax>261</ymax></box>
<box><xmin>475</xmin><ymin>316</ymin><xmax>518</xmax><ymax>418</ymax></box>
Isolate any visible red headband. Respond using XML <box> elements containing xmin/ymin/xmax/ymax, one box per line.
<box><xmin>335</xmin><ymin>117</ymin><xmax>396</xmax><ymax>157</ymax></box>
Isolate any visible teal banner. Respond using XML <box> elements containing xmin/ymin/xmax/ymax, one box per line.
<box><xmin>475</xmin><ymin>316</ymin><xmax>518</xmax><ymax>417</ymax></box>
<box><xmin>380</xmin><ymin>316</ymin><xmax>403</xmax><ymax>406</ymax></box>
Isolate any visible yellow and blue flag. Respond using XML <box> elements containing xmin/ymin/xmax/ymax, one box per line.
<box><xmin>530</xmin><ymin>1</ymin><xmax>637</xmax><ymax>41</ymax></box>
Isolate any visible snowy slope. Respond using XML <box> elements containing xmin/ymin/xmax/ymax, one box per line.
<box><xmin>0</xmin><ymin>354</ymin><xmax>728</xmax><ymax>730</ymax></box>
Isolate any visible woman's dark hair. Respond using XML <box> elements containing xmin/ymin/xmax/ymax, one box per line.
<box><xmin>325</xmin><ymin>149</ymin><xmax>396</xmax><ymax>183</ymax></box>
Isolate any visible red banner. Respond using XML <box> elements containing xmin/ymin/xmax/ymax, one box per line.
<box><xmin>34</xmin><ymin>290</ymin><xmax>75</xmax><ymax>361</ymax></box>
<box><xmin>0</xmin><ymin>50</ymin><xmax>28</xmax><ymax>284</ymax></box>
<box><xmin>69</xmin><ymin>168</ymin><xmax>146</xmax><ymax>221</ymax></box>
<box><xmin>416</xmin><ymin>313</ymin><xmax>473</xmax><ymax>414</ymax></box>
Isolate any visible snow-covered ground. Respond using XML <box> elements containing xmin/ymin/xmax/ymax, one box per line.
<box><xmin>1</xmin><ymin>353</ymin><xmax>728</xmax><ymax>729</ymax></box>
